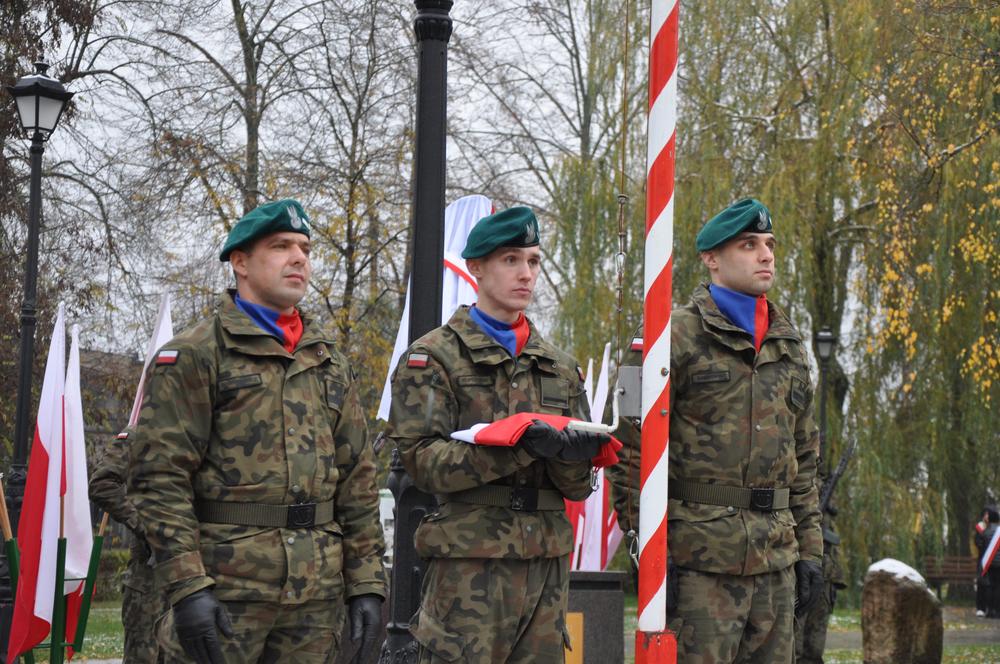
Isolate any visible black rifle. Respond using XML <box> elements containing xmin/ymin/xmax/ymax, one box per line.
<box><xmin>819</xmin><ymin>438</ymin><xmax>856</xmax><ymax>514</ymax></box>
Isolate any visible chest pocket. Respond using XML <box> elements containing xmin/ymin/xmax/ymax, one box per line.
<box><xmin>457</xmin><ymin>375</ymin><xmax>493</xmax><ymax>388</ymax></box>
<box><xmin>216</xmin><ymin>373</ymin><xmax>264</xmax><ymax>410</ymax></box>
<box><xmin>218</xmin><ymin>373</ymin><xmax>263</xmax><ymax>393</ymax></box>
<box><xmin>540</xmin><ymin>377</ymin><xmax>570</xmax><ymax>411</ymax></box>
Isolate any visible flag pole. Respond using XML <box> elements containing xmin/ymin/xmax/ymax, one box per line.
<box><xmin>0</xmin><ymin>476</ymin><xmax>13</xmax><ymax>543</ymax></box>
<box><xmin>637</xmin><ymin>0</ymin><xmax>679</xmax><ymax>661</ymax></box>
<box><xmin>71</xmin><ymin>532</ymin><xmax>103</xmax><ymax>650</ymax></box>
<box><xmin>49</xmin><ymin>537</ymin><xmax>67</xmax><ymax>664</ymax></box>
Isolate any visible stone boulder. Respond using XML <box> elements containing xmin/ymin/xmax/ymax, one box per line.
<box><xmin>862</xmin><ymin>558</ymin><xmax>943</xmax><ymax>664</ymax></box>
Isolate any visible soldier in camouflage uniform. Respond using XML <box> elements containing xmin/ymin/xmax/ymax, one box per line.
<box><xmin>128</xmin><ymin>200</ymin><xmax>386</xmax><ymax>664</ymax></box>
<box><xmin>90</xmin><ymin>427</ymin><xmax>169</xmax><ymax>663</ymax></box>
<box><xmin>388</xmin><ymin>206</ymin><xmax>608</xmax><ymax>663</ymax></box>
<box><xmin>607</xmin><ymin>198</ymin><xmax>824</xmax><ymax>663</ymax></box>
<box><xmin>794</xmin><ymin>504</ymin><xmax>847</xmax><ymax>664</ymax></box>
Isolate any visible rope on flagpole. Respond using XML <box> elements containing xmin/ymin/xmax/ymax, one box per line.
<box><xmin>637</xmin><ymin>0</ymin><xmax>679</xmax><ymax>660</ymax></box>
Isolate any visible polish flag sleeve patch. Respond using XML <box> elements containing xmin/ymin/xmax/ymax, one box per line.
<box><xmin>407</xmin><ymin>353</ymin><xmax>429</xmax><ymax>369</ymax></box>
<box><xmin>155</xmin><ymin>349</ymin><xmax>180</xmax><ymax>366</ymax></box>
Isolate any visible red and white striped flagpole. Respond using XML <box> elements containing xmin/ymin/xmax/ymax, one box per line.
<box><xmin>637</xmin><ymin>0</ymin><xmax>679</xmax><ymax>660</ymax></box>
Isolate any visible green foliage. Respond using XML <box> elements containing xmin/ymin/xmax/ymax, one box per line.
<box><xmin>94</xmin><ymin>547</ymin><xmax>128</xmax><ymax>602</ymax></box>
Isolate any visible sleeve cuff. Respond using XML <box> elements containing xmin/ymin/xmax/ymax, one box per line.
<box><xmin>155</xmin><ymin>550</ymin><xmax>213</xmax><ymax>604</ymax></box>
<box><xmin>345</xmin><ymin>581</ymin><xmax>387</xmax><ymax>601</ymax></box>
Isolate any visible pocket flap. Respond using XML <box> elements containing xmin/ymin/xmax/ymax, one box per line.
<box><xmin>410</xmin><ymin>609</ymin><xmax>466</xmax><ymax>661</ymax></box>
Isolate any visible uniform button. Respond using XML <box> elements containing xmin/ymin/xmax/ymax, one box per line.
<box><xmin>755</xmin><ymin>424</ymin><xmax>762</xmax><ymax>432</ymax></box>
<box><xmin>727</xmin><ymin>506</ymin><xmax>735</xmax><ymax>513</ymax></box>
<box><xmin>292</xmin><ymin>484</ymin><xmax>301</xmax><ymax>493</ymax></box>
<box><xmin>288</xmin><ymin>427</ymin><xmax>296</xmax><ymax>435</ymax></box>
<box><xmin>519</xmin><ymin>477</ymin><xmax>528</xmax><ymax>485</ymax></box>
<box><xmin>287</xmin><ymin>536</ymin><xmax>295</xmax><ymax>545</ymax></box>
<box><xmin>286</xmin><ymin>591</ymin><xmax>293</xmax><ymax>598</ymax></box>
<box><xmin>511</xmin><ymin>381</ymin><xmax>518</xmax><ymax>389</ymax></box>
<box><xmin>317</xmin><ymin>349</ymin><xmax>324</xmax><ymax>357</ymax></box>
<box><xmin>526</xmin><ymin>525</ymin><xmax>533</xmax><ymax>533</ymax></box>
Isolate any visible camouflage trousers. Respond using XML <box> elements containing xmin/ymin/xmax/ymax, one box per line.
<box><xmin>668</xmin><ymin>565</ymin><xmax>795</xmax><ymax>664</ymax></box>
<box><xmin>794</xmin><ymin>580</ymin><xmax>834</xmax><ymax>664</ymax></box>
<box><xmin>411</xmin><ymin>556</ymin><xmax>570</xmax><ymax>663</ymax></box>
<box><xmin>158</xmin><ymin>597</ymin><xmax>345</xmax><ymax>663</ymax></box>
<box><xmin>122</xmin><ymin>582</ymin><xmax>168</xmax><ymax>663</ymax></box>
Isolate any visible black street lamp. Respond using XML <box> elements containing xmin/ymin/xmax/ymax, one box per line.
<box><xmin>381</xmin><ymin>3</ymin><xmax>452</xmax><ymax>663</ymax></box>
<box><xmin>814</xmin><ymin>327</ymin><xmax>837</xmax><ymax>474</ymax></box>
<box><xmin>2</xmin><ymin>59</ymin><xmax>74</xmax><ymax>661</ymax></box>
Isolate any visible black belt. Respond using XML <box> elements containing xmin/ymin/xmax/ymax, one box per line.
<box><xmin>669</xmin><ymin>481</ymin><xmax>790</xmax><ymax>511</ymax></box>
<box><xmin>195</xmin><ymin>499</ymin><xmax>335</xmax><ymax>528</ymax></box>
<box><xmin>437</xmin><ymin>485</ymin><xmax>564</xmax><ymax>512</ymax></box>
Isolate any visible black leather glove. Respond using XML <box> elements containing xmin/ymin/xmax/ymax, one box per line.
<box><xmin>520</xmin><ymin>421</ymin><xmax>566</xmax><ymax>458</ymax></box>
<box><xmin>173</xmin><ymin>588</ymin><xmax>234</xmax><ymax>664</ymax></box>
<box><xmin>348</xmin><ymin>594</ymin><xmax>383</xmax><ymax>664</ymax></box>
<box><xmin>665</xmin><ymin>556</ymin><xmax>680</xmax><ymax>614</ymax></box>
<box><xmin>558</xmin><ymin>428</ymin><xmax>611</xmax><ymax>462</ymax></box>
<box><xmin>794</xmin><ymin>560</ymin><xmax>824</xmax><ymax>618</ymax></box>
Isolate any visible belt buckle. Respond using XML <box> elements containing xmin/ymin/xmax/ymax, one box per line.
<box><xmin>510</xmin><ymin>487</ymin><xmax>538</xmax><ymax>512</ymax></box>
<box><xmin>749</xmin><ymin>488</ymin><xmax>775</xmax><ymax>511</ymax></box>
<box><xmin>287</xmin><ymin>502</ymin><xmax>317</xmax><ymax>528</ymax></box>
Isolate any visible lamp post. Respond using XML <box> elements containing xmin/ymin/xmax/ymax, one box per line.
<box><xmin>2</xmin><ymin>59</ymin><xmax>74</xmax><ymax>661</ymax></box>
<box><xmin>380</xmin><ymin>3</ymin><xmax>452</xmax><ymax>663</ymax></box>
<box><xmin>814</xmin><ymin>327</ymin><xmax>837</xmax><ymax>475</ymax></box>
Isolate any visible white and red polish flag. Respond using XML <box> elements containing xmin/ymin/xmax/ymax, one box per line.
<box><xmin>982</xmin><ymin>526</ymin><xmax>1000</xmax><ymax>576</ymax></box>
<box><xmin>128</xmin><ymin>292</ymin><xmax>174</xmax><ymax>426</ymax></box>
<box><xmin>378</xmin><ymin>195</ymin><xmax>492</xmax><ymax>421</ymax></box>
<box><xmin>9</xmin><ymin>304</ymin><xmax>67</xmax><ymax>660</ymax></box>
<box><xmin>451</xmin><ymin>413</ymin><xmax>623</xmax><ymax>469</ymax></box>
<box><xmin>62</xmin><ymin>324</ymin><xmax>94</xmax><ymax>656</ymax></box>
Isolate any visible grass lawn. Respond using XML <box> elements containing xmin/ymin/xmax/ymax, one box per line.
<box><xmin>26</xmin><ymin>600</ymin><xmax>124</xmax><ymax>662</ymax></box>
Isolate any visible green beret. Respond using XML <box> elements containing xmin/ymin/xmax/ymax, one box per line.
<box><xmin>461</xmin><ymin>206</ymin><xmax>540</xmax><ymax>259</ymax></box>
<box><xmin>220</xmin><ymin>199</ymin><xmax>311</xmax><ymax>262</ymax></box>
<box><xmin>696</xmin><ymin>198</ymin><xmax>773</xmax><ymax>252</ymax></box>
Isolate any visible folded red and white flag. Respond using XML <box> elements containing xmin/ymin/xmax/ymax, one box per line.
<box><xmin>451</xmin><ymin>413</ymin><xmax>622</xmax><ymax>468</ymax></box>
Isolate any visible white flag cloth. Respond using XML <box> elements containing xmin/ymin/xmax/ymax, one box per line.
<box><xmin>62</xmin><ymin>324</ymin><xmax>94</xmax><ymax>643</ymax></box>
<box><xmin>129</xmin><ymin>293</ymin><xmax>174</xmax><ymax>426</ymax></box>
<box><xmin>9</xmin><ymin>304</ymin><xmax>66</xmax><ymax>659</ymax></box>
<box><xmin>377</xmin><ymin>195</ymin><xmax>491</xmax><ymax>421</ymax></box>
<box><xmin>572</xmin><ymin>343</ymin><xmax>623</xmax><ymax>571</ymax></box>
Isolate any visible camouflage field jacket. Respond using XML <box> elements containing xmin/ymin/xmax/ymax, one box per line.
<box><xmin>608</xmin><ymin>285</ymin><xmax>822</xmax><ymax>575</ymax></box>
<box><xmin>90</xmin><ymin>428</ymin><xmax>156</xmax><ymax>593</ymax></box>
<box><xmin>128</xmin><ymin>293</ymin><xmax>386</xmax><ymax>606</ymax></box>
<box><xmin>388</xmin><ymin>306</ymin><xmax>594</xmax><ymax>560</ymax></box>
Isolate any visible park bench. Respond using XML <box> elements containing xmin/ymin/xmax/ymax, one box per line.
<box><xmin>922</xmin><ymin>555</ymin><xmax>978</xmax><ymax>598</ymax></box>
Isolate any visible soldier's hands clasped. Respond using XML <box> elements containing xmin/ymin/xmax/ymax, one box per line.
<box><xmin>348</xmin><ymin>594</ymin><xmax>383</xmax><ymax>664</ymax></box>
<box><xmin>173</xmin><ymin>588</ymin><xmax>234</xmax><ymax>664</ymax></box>
<box><xmin>521</xmin><ymin>421</ymin><xmax>565</xmax><ymax>458</ymax></box>
<box><xmin>521</xmin><ymin>421</ymin><xmax>610</xmax><ymax>461</ymax></box>
<box><xmin>794</xmin><ymin>560</ymin><xmax>824</xmax><ymax>617</ymax></box>
<box><xmin>559</xmin><ymin>428</ymin><xmax>610</xmax><ymax>462</ymax></box>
